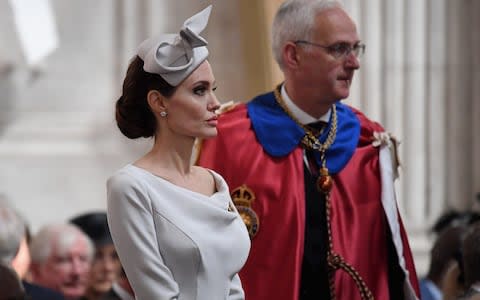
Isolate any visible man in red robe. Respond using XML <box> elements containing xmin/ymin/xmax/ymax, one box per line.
<box><xmin>197</xmin><ymin>1</ymin><xmax>419</xmax><ymax>299</ymax></box>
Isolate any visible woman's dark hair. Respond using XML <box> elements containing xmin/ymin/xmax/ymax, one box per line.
<box><xmin>426</xmin><ymin>225</ymin><xmax>467</xmax><ymax>285</ymax></box>
<box><xmin>462</xmin><ymin>223</ymin><xmax>480</xmax><ymax>287</ymax></box>
<box><xmin>115</xmin><ymin>56</ymin><xmax>176</xmax><ymax>139</ymax></box>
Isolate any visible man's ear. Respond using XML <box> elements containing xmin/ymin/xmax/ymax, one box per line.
<box><xmin>283</xmin><ymin>42</ymin><xmax>301</xmax><ymax>69</ymax></box>
<box><xmin>147</xmin><ymin>90</ymin><xmax>167</xmax><ymax>114</ymax></box>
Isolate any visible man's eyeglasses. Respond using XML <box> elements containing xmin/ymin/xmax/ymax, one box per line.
<box><xmin>294</xmin><ymin>40</ymin><xmax>366</xmax><ymax>59</ymax></box>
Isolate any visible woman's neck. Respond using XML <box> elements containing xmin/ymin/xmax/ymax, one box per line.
<box><xmin>137</xmin><ymin>135</ymin><xmax>196</xmax><ymax>177</ymax></box>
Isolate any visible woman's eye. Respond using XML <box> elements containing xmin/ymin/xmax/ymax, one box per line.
<box><xmin>193</xmin><ymin>86</ymin><xmax>207</xmax><ymax>96</ymax></box>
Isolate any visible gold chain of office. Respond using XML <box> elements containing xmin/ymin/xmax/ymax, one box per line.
<box><xmin>273</xmin><ymin>85</ymin><xmax>336</xmax><ymax>167</ymax></box>
<box><xmin>273</xmin><ymin>85</ymin><xmax>374</xmax><ymax>300</ymax></box>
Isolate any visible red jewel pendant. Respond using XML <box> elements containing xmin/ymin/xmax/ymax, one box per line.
<box><xmin>316</xmin><ymin>167</ymin><xmax>333</xmax><ymax>193</ymax></box>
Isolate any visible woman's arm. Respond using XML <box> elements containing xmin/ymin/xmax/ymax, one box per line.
<box><xmin>107</xmin><ymin>172</ymin><xmax>180</xmax><ymax>300</ymax></box>
<box><xmin>228</xmin><ymin>274</ymin><xmax>245</xmax><ymax>300</ymax></box>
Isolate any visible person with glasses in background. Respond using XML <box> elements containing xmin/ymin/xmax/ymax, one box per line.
<box><xmin>197</xmin><ymin>0</ymin><xmax>419</xmax><ymax>299</ymax></box>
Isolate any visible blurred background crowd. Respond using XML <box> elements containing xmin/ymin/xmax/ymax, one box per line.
<box><xmin>1</xmin><ymin>196</ymin><xmax>134</xmax><ymax>300</ymax></box>
<box><xmin>4</xmin><ymin>195</ymin><xmax>480</xmax><ymax>299</ymax></box>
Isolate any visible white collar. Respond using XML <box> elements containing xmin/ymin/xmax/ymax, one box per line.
<box><xmin>112</xmin><ymin>282</ymin><xmax>135</xmax><ymax>300</ymax></box>
<box><xmin>281</xmin><ymin>84</ymin><xmax>331</xmax><ymax>125</ymax></box>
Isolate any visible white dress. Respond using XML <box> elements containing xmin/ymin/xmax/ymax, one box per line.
<box><xmin>107</xmin><ymin>164</ymin><xmax>250</xmax><ymax>300</ymax></box>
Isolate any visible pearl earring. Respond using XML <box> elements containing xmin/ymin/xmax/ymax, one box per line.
<box><xmin>160</xmin><ymin>111</ymin><xmax>168</xmax><ymax>117</ymax></box>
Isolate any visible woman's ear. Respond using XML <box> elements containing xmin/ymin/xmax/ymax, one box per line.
<box><xmin>147</xmin><ymin>90</ymin><xmax>167</xmax><ymax>114</ymax></box>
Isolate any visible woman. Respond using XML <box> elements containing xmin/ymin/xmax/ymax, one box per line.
<box><xmin>70</xmin><ymin>212</ymin><xmax>122</xmax><ymax>300</ymax></box>
<box><xmin>106</xmin><ymin>6</ymin><xmax>250</xmax><ymax>300</ymax></box>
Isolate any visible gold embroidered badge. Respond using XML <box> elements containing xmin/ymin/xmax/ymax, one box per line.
<box><xmin>231</xmin><ymin>184</ymin><xmax>259</xmax><ymax>239</ymax></box>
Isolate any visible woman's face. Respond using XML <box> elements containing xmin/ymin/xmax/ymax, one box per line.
<box><xmin>88</xmin><ymin>244</ymin><xmax>121</xmax><ymax>294</ymax></box>
<box><xmin>162</xmin><ymin>61</ymin><xmax>220</xmax><ymax>139</ymax></box>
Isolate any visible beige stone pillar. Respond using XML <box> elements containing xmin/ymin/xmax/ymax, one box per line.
<box><xmin>471</xmin><ymin>0</ymin><xmax>480</xmax><ymax>208</ymax></box>
<box><xmin>445</xmin><ymin>0</ymin><xmax>475</xmax><ymax>210</ymax></box>
<box><xmin>426</xmin><ymin>0</ymin><xmax>447</xmax><ymax>221</ymax></box>
<box><xmin>379</xmin><ymin>0</ymin><xmax>406</xmax><ymax>213</ymax></box>
<box><xmin>237</xmin><ymin>0</ymin><xmax>283</xmax><ymax>100</ymax></box>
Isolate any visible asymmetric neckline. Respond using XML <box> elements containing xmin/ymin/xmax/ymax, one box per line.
<box><xmin>127</xmin><ymin>164</ymin><xmax>224</xmax><ymax>199</ymax></box>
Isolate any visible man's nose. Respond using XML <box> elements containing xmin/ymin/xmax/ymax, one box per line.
<box><xmin>71</xmin><ymin>258</ymin><xmax>89</xmax><ymax>274</ymax></box>
<box><xmin>345</xmin><ymin>52</ymin><xmax>360</xmax><ymax>69</ymax></box>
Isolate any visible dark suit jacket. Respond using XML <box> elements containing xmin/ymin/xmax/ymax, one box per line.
<box><xmin>22</xmin><ymin>281</ymin><xmax>65</xmax><ymax>300</ymax></box>
<box><xmin>100</xmin><ymin>289</ymin><xmax>122</xmax><ymax>300</ymax></box>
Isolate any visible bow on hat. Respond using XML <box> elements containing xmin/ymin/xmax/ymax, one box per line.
<box><xmin>137</xmin><ymin>5</ymin><xmax>212</xmax><ymax>86</ymax></box>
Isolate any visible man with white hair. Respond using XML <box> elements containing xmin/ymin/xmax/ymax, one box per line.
<box><xmin>0</xmin><ymin>198</ymin><xmax>26</xmax><ymax>266</ymax></box>
<box><xmin>0</xmin><ymin>197</ymin><xmax>65</xmax><ymax>299</ymax></box>
<box><xmin>30</xmin><ymin>223</ymin><xmax>94</xmax><ymax>300</ymax></box>
<box><xmin>197</xmin><ymin>0</ymin><xmax>419</xmax><ymax>299</ymax></box>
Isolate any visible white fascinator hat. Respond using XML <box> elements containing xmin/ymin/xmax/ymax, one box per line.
<box><xmin>136</xmin><ymin>5</ymin><xmax>212</xmax><ymax>86</ymax></box>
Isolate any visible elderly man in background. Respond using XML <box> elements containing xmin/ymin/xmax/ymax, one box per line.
<box><xmin>0</xmin><ymin>197</ymin><xmax>65</xmax><ymax>299</ymax></box>
<box><xmin>30</xmin><ymin>223</ymin><xmax>94</xmax><ymax>300</ymax></box>
<box><xmin>0</xmin><ymin>198</ymin><xmax>26</xmax><ymax>268</ymax></box>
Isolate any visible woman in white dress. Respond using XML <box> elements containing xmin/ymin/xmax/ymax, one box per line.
<box><xmin>106</xmin><ymin>6</ymin><xmax>250</xmax><ymax>300</ymax></box>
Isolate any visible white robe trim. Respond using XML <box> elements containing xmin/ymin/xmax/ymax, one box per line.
<box><xmin>378</xmin><ymin>135</ymin><xmax>419</xmax><ymax>300</ymax></box>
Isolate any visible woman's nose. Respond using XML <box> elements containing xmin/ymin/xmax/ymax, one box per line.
<box><xmin>208</xmin><ymin>97</ymin><xmax>220</xmax><ymax>112</ymax></box>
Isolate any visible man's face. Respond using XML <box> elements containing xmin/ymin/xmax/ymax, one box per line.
<box><xmin>87</xmin><ymin>244</ymin><xmax>121</xmax><ymax>294</ymax></box>
<box><xmin>295</xmin><ymin>7</ymin><xmax>361</xmax><ymax>106</ymax></box>
<box><xmin>33</xmin><ymin>235</ymin><xmax>91</xmax><ymax>299</ymax></box>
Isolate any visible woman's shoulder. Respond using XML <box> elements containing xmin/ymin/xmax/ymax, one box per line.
<box><xmin>193</xmin><ymin>166</ymin><xmax>216</xmax><ymax>186</ymax></box>
<box><xmin>195</xmin><ymin>166</ymin><xmax>229</xmax><ymax>194</ymax></box>
<box><xmin>107</xmin><ymin>165</ymin><xmax>155</xmax><ymax>210</ymax></box>
<box><xmin>107</xmin><ymin>164</ymin><xmax>147</xmax><ymax>191</ymax></box>
<box><xmin>194</xmin><ymin>166</ymin><xmax>219</xmax><ymax>180</ymax></box>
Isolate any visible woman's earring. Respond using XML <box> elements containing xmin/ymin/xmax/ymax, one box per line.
<box><xmin>160</xmin><ymin>111</ymin><xmax>168</xmax><ymax>117</ymax></box>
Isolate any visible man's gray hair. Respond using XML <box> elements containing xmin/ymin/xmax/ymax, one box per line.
<box><xmin>272</xmin><ymin>0</ymin><xmax>344</xmax><ymax>69</ymax></box>
<box><xmin>30</xmin><ymin>223</ymin><xmax>94</xmax><ymax>264</ymax></box>
<box><xmin>0</xmin><ymin>197</ymin><xmax>26</xmax><ymax>265</ymax></box>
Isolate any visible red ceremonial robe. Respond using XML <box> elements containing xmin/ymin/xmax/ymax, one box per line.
<box><xmin>197</xmin><ymin>92</ymin><xmax>419</xmax><ymax>300</ymax></box>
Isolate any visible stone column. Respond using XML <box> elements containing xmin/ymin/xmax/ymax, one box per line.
<box><xmin>471</xmin><ymin>0</ymin><xmax>480</xmax><ymax>208</ymax></box>
<box><xmin>380</xmin><ymin>0</ymin><xmax>406</xmax><ymax>213</ymax></box>
<box><xmin>402</xmin><ymin>0</ymin><xmax>428</xmax><ymax>228</ymax></box>
<box><xmin>445</xmin><ymin>0</ymin><xmax>474</xmax><ymax>210</ymax></box>
<box><xmin>425</xmin><ymin>0</ymin><xmax>447</xmax><ymax>221</ymax></box>
<box><xmin>358</xmin><ymin>0</ymin><xmax>382</xmax><ymax>121</ymax></box>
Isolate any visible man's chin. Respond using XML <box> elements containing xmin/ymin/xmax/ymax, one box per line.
<box><xmin>62</xmin><ymin>286</ymin><xmax>86</xmax><ymax>299</ymax></box>
<box><xmin>335</xmin><ymin>92</ymin><xmax>350</xmax><ymax>101</ymax></box>
<box><xmin>337</xmin><ymin>86</ymin><xmax>352</xmax><ymax>99</ymax></box>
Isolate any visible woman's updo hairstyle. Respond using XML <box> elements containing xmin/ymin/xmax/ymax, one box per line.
<box><xmin>115</xmin><ymin>56</ymin><xmax>176</xmax><ymax>139</ymax></box>
<box><xmin>116</xmin><ymin>5</ymin><xmax>212</xmax><ymax>139</ymax></box>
